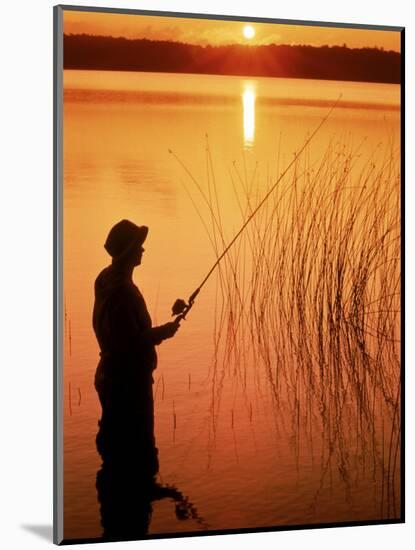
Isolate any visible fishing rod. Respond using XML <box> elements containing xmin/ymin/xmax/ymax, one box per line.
<box><xmin>171</xmin><ymin>94</ymin><xmax>343</xmax><ymax>323</ymax></box>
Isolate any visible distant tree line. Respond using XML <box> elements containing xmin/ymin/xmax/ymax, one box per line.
<box><xmin>63</xmin><ymin>34</ymin><xmax>401</xmax><ymax>84</ymax></box>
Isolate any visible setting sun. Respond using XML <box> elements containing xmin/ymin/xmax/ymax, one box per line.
<box><xmin>243</xmin><ymin>25</ymin><xmax>255</xmax><ymax>40</ymax></box>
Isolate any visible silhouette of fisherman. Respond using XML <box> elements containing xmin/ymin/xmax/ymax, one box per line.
<box><xmin>93</xmin><ymin>219</ymin><xmax>180</xmax><ymax>474</ymax></box>
<box><xmin>92</xmin><ymin>220</ymin><xmax>205</xmax><ymax>539</ymax></box>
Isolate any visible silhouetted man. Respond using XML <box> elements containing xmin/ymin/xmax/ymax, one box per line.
<box><xmin>93</xmin><ymin>219</ymin><xmax>180</xmax><ymax>474</ymax></box>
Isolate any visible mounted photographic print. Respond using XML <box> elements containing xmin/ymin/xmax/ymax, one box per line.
<box><xmin>53</xmin><ymin>4</ymin><xmax>404</xmax><ymax>545</ymax></box>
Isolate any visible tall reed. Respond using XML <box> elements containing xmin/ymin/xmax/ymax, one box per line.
<box><xmin>178</xmin><ymin>132</ymin><xmax>401</xmax><ymax>517</ymax></box>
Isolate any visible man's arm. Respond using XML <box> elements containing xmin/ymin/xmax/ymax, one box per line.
<box><xmin>109</xmin><ymin>288</ymin><xmax>179</xmax><ymax>352</ymax></box>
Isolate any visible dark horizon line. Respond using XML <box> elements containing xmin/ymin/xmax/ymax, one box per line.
<box><xmin>63</xmin><ymin>34</ymin><xmax>401</xmax><ymax>85</ymax></box>
<box><xmin>63</xmin><ymin>32</ymin><xmax>401</xmax><ymax>53</ymax></box>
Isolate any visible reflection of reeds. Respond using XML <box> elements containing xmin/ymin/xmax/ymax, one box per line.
<box><xmin>65</xmin><ymin>299</ymin><xmax>73</xmax><ymax>357</ymax></box>
<box><xmin>68</xmin><ymin>319</ymin><xmax>72</xmax><ymax>356</ymax></box>
<box><xmin>154</xmin><ymin>373</ymin><xmax>166</xmax><ymax>402</ymax></box>
<box><xmin>178</xmin><ymin>133</ymin><xmax>401</xmax><ymax>518</ymax></box>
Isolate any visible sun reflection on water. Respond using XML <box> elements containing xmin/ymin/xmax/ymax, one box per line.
<box><xmin>242</xmin><ymin>82</ymin><xmax>256</xmax><ymax>147</ymax></box>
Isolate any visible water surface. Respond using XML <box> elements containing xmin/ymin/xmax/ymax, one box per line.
<box><xmin>63</xmin><ymin>70</ymin><xmax>400</xmax><ymax>540</ymax></box>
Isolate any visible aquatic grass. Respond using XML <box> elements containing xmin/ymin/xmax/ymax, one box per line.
<box><xmin>173</xmin><ymin>130</ymin><xmax>400</xmax><ymax>517</ymax></box>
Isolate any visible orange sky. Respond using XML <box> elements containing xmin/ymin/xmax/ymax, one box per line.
<box><xmin>63</xmin><ymin>10</ymin><xmax>401</xmax><ymax>52</ymax></box>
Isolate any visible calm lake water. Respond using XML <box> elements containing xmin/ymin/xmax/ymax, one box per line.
<box><xmin>62</xmin><ymin>70</ymin><xmax>400</xmax><ymax>540</ymax></box>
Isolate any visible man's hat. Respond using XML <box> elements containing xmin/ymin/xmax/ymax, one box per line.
<box><xmin>104</xmin><ymin>219</ymin><xmax>148</xmax><ymax>259</ymax></box>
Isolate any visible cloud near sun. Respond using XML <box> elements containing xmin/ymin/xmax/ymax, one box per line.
<box><xmin>63</xmin><ymin>11</ymin><xmax>400</xmax><ymax>51</ymax></box>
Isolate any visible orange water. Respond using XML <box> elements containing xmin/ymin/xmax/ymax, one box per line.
<box><xmin>62</xmin><ymin>70</ymin><xmax>400</xmax><ymax>540</ymax></box>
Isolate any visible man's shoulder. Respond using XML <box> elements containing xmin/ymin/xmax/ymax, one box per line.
<box><xmin>94</xmin><ymin>266</ymin><xmax>131</xmax><ymax>295</ymax></box>
<box><xmin>94</xmin><ymin>266</ymin><xmax>112</xmax><ymax>291</ymax></box>
<box><xmin>94</xmin><ymin>266</ymin><xmax>109</xmax><ymax>283</ymax></box>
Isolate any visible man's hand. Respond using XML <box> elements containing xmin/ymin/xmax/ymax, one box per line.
<box><xmin>159</xmin><ymin>319</ymin><xmax>180</xmax><ymax>340</ymax></box>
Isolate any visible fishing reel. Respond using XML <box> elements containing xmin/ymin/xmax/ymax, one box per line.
<box><xmin>172</xmin><ymin>299</ymin><xmax>188</xmax><ymax>316</ymax></box>
<box><xmin>171</xmin><ymin>288</ymin><xmax>200</xmax><ymax>321</ymax></box>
